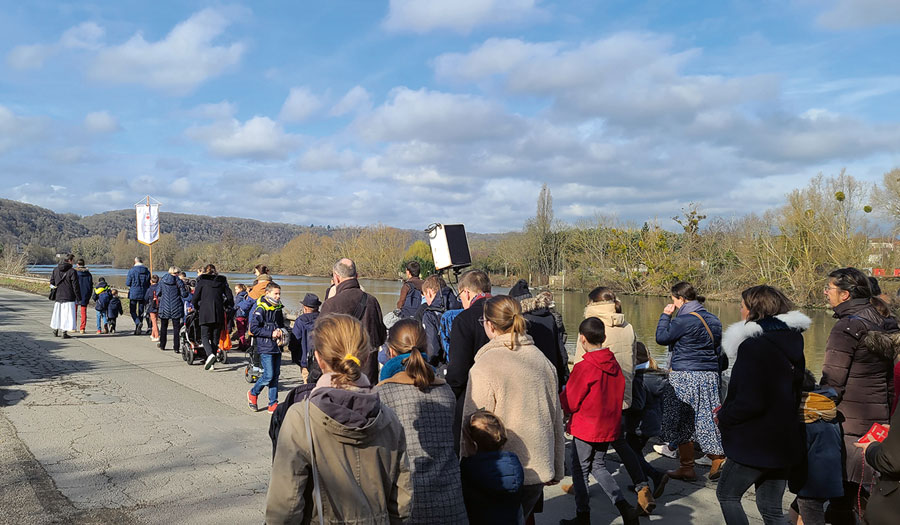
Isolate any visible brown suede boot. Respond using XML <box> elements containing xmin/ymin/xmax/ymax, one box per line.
<box><xmin>708</xmin><ymin>455</ymin><xmax>726</xmax><ymax>480</ymax></box>
<box><xmin>666</xmin><ymin>443</ymin><xmax>697</xmax><ymax>481</ymax></box>
<box><xmin>637</xmin><ymin>485</ymin><xmax>656</xmax><ymax>515</ymax></box>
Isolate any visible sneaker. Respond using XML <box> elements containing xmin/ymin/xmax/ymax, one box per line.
<box><xmin>204</xmin><ymin>353</ymin><xmax>216</xmax><ymax>370</ymax></box>
<box><xmin>248</xmin><ymin>390</ymin><xmax>258</xmax><ymax>411</ymax></box>
<box><xmin>653</xmin><ymin>444</ymin><xmax>678</xmax><ymax>459</ymax></box>
<box><xmin>696</xmin><ymin>455</ymin><xmax>713</xmax><ymax>467</ymax></box>
<box><xmin>80</xmin><ymin>329</ymin><xmax>85</xmax><ymax>334</ymax></box>
<box><xmin>150</xmin><ymin>336</ymin><xmax>160</xmax><ymax>342</ymax></box>
<box><xmin>53</xmin><ymin>329</ymin><xmax>59</xmax><ymax>337</ymax></box>
<box><xmin>267</xmin><ymin>403</ymin><xmax>278</xmax><ymax>414</ymax></box>
<box><xmin>61</xmin><ymin>331</ymin><xmax>70</xmax><ymax>339</ymax></box>
<box><xmin>96</xmin><ymin>330</ymin><xmax>102</xmax><ymax>334</ymax></box>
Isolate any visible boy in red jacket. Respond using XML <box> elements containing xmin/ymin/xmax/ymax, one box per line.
<box><xmin>560</xmin><ymin>317</ymin><xmax>640</xmax><ymax>525</ymax></box>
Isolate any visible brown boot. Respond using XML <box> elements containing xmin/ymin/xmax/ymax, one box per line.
<box><xmin>666</xmin><ymin>443</ymin><xmax>697</xmax><ymax>481</ymax></box>
<box><xmin>708</xmin><ymin>455</ymin><xmax>726</xmax><ymax>481</ymax></box>
<box><xmin>636</xmin><ymin>485</ymin><xmax>656</xmax><ymax>515</ymax></box>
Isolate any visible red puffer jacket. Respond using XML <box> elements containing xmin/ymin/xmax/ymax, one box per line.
<box><xmin>560</xmin><ymin>348</ymin><xmax>625</xmax><ymax>443</ymax></box>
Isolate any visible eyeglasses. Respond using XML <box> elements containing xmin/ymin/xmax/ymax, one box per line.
<box><xmin>823</xmin><ymin>285</ymin><xmax>840</xmax><ymax>292</ymax></box>
<box><xmin>478</xmin><ymin>317</ymin><xmax>486</xmax><ymax>324</ymax></box>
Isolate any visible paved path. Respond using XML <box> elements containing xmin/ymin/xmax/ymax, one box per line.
<box><xmin>0</xmin><ymin>286</ymin><xmax>779</xmax><ymax>524</ymax></box>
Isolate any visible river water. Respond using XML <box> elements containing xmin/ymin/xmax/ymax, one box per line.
<box><xmin>29</xmin><ymin>265</ymin><xmax>836</xmax><ymax>373</ymax></box>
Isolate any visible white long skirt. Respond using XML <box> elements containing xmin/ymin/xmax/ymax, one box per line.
<box><xmin>51</xmin><ymin>301</ymin><xmax>77</xmax><ymax>331</ymax></box>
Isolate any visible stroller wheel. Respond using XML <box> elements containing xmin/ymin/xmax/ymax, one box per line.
<box><xmin>244</xmin><ymin>364</ymin><xmax>255</xmax><ymax>383</ymax></box>
<box><xmin>218</xmin><ymin>349</ymin><xmax>228</xmax><ymax>364</ymax></box>
<box><xmin>184</xmin><ymin>345</ymin><xmax>195</xmax><ymax>365</ymax></box>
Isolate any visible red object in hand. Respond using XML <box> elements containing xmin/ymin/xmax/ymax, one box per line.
<box><xmin>858</xmin><ymin>423</ymin><xmax>890</xmax><ymax>444</ymax></box>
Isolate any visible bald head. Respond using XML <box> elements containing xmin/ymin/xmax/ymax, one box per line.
<box><xmin>333</xmin><ymin>258</ymin><xmax>357</xmax><ymax>284</ymax></box>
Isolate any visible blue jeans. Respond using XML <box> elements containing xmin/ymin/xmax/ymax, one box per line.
<box><xmin>96</xmin><ymin>311</ymin><xmax>107</xmax><ymax>331</ymax></box>
<box><xmin>716</xmin><ymin>459</ymin><xmax>788</xmax><ymax>525</ymax></box>
<box><xmin>251</xmin><ymin>353</ymin><xmax>281</xmax><ymax>407</ymax></box>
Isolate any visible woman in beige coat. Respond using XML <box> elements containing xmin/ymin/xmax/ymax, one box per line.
<box><xmin>266</xmin><ymin>314</ymin><xmax>412</xmax><ymax>524</ymax></box>
<box><xmin>461</xmin><ymin>295</ymin><xmax>565</xmax><ymax>523</ymax></box>
<box><xmin>575</xmin><ymin>287</ymin><xmax>636</xmax><ymax>409</ymax></box>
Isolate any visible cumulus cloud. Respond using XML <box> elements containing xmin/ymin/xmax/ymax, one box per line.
<box><xmin>295</xmin><ymin>144</ymin><xmax>359</xmax><ymax>171</ymax></box>
<box><xmin>83</xmin><ymin>111</ymin><xmax>120</xmax><ymax>133</ymax></box>
<box><xmin>279</xmin><ymin>87</ymin><xmax>323</xmax><ymax>123</ymax></box>
<box><xmin>383</xmin><ymin>0</ymin><xmax>544</xmax><ymax>34</ymax></box>
<box><xmin>60</xmin><ymin>22</ymin><xmax>105</xmax><ymax>50</ymax></box>
<box><xmin>816</xmin><ymin>0</ymin><xmax>900</xmax><ymax>29</ymax></box>
<box><xmin>0</xmin><ymin>105</ymin><xmax>46</xmax><ymax>153</ymax></box>
<box><xmin>188</xmin><ymin>101</ymin><xmax>237</xmax><ymax>120</ymax></box>
<box><xmin>330</xmin><ymin>86</ymin><xmax>371</xmax><ymax>116</ymax></box>
<box><xmin>7</xmin><ymin>21</ymin><xmax>105</xmax><ymax>70</ymax></box>
<box><xmin>6</xmin><ymin>44</ymin><xmax>54</xmax><ymax>70</ymax></box>
<box><xmin>90</xmin><ymin>8</ymin><xmax>245</xmax><ymax>95</ymax></box>
<box><xmin>186</xmin><ymin>116</ymin><xmax>300</xmax><ymax>160</ymax></box>
<box><xmin>356</xmin><ymin>87</ymin><xmax>522</xmax><ymax>143</ymax></box>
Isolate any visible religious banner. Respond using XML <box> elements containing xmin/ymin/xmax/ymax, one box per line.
<box><xmin>136</xmin><ymin>202</ymin><xmax>160</xmax><ymax>245</ymax></box>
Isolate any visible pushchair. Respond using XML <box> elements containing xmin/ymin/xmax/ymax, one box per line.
<box><xmin>180</xmin><ymin>310</ymin><xmax>229</xmax><ymax>366</ymax></box>
<box><xmin>243</xmin><ymin>329</ymin><xmax>290</xmax><ymax>383</ymax></box>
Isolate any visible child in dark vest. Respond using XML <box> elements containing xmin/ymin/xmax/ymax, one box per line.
<box><xmin>560</xmin><ymin>317</ymin><xmax>640</xmax><ymax>525</ymax></box>
<box><xmin>248</xmin><ymin>282</ymin><xmax>286</xmax><ymax>413</ymax></box>
<box><xmin>107</xmin><ymin>289</ymin><xmax>124</xmax><ymax>333</ymax></box>
<box><xmin>459</xmin><ymin>410</ymin><xmax>524</xmax><ymax>525</ymax></box>
<box><xmin>93</xmin><ymin>278</ymin><xmax>111</xmax><ymax>334</ymax></box>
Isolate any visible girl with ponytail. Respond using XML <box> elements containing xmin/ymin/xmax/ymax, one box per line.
<box><xmin>461</xmin><ymin>295</ymin><xmax>566</xmax><ymax>523</ymax></box>
<box><xmin>266</xmin><ymin>314</ymin><xmax>412</xmax><ymax>524</ymax></box>
<box><xmin>374</xmin><ymin>319</ymin><xmax>467</xmax><ymax>523</ymax></box>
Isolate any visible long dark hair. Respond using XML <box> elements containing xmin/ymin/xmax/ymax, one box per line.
<box><xmin>588</xmin><ymin>286</ymin><xmax>621</xmax><ymax>313</ymax></box>
<box><xmin>387</xmin><ymin>319</ymin><xmax>434</xmax><ymax>389</ymax></box>
<box><xmin>828</xmin><ymin>267</ymin><xmax>891</xmax><ymax>317</ymax></box>
<box><xmin>671</xmin><ymin>281</ymin><xmax>705</xmax><ymax>304</ymax></box>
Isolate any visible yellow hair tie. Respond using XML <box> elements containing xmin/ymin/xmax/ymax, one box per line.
<box><xmin>343</xmin><ymin>353</ymin><xmax>361</xmax><ymax>366</ymax></box>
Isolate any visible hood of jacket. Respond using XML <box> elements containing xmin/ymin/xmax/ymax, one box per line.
<box><xmin>56</xmin><ymin>261</ymin><xmax>72</xmax><ymax>272</ymax></box>
<box><xmin>861</xmin><ymin>329</ymin><xmax>900</xmax><ymax>362</ymax></box>
<box><xmin>509</xmin><ymin>279</ymin><xmax>531</xmax><ymax>300</ymax></box>
<box><xmin>160</xmin><ymin>273</ymin><xmax>179</xmax><ymax>286</ymax></box>
<box><xmin>462</xmin><ymin>451</ymin><xmax>524</xmax><ymax>495</ymax></box>
<box><xmin>475</xmin><ymin>332</ymin><xmax>536</xmax><ymax>358</ymax></box>
<box><xmin>584</xmin><ymin>301</ymin><xmax>626</xmax><ymax>327</ymax></box>
<box><xmin>197</xmin><ymin>273</ymin><xmax>227</xmax><ymax>286</ymax></box>
<box><xmin>581</xmin><ymin>347</ymin><xmax>622</xmax><ymax>375</ymax></box>
<box><xmin>722</xmin><ymin>310</ymin><xmax>811</xmax><ymax>362</ymax></box>
<box><xmin>309</xmin><ymin>384</ymin><xmax>383</xmax><ymax>445</ymax></box>
<box><xmin>521</xmin><ymin>294</ymin><xmax>553</xmax><ymax>314</ymax></box>
<box><xmin>256</xmin><ymin>273</ymin><xmax>272</xmax><ymax>282</ymax></box>
<box><xmin>75</xmin><ymin>266</ymin><xmax>90</xmax><ymax>274</ymax></box>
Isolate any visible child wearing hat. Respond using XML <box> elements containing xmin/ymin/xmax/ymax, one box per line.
<box><xmin>289</xmin><ymin>293</ymin><xmax>320</xmax><ymax>383</ymax></box>
<box><xmin>93</xmin><ymin>278</ymin><xmax>111</xmax><ymax>334</ymax></box>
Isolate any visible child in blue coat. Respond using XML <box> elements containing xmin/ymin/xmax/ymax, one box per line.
<box><xmin>107</xmin><ymin>289</ymin><xmax>124</xmax><ymax>333</ymax></box>
<box><xmin>459</xmin><ymin>410</ymin><xmax>525</xmax><ymax>525</ymax></box>
<box><xmin>93</xmin><ymin>279</ymin><xmax>111</xmax><ymax>334</ymax></box>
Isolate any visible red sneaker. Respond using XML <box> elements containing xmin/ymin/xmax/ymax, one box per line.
<box><xmin>267</xmin><ymin>402</ymin><xmax>278</xmax><ymax>414</ymax></box>
<box><xmin>247</xmin><ymin>390</ymin><xmax>258</xmax><ymax>411</ymax></box>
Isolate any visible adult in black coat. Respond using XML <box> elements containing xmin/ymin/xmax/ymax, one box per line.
<box><xmin>191</xmin><ymin>265</ymin><xmax>233</xmax><ymax>369</ymax></box>
<box><xmin>312</xmin><ymin>258</ymin><xmax>386</xmax><ymax>384</ymax></box>
<box><xmin>50</xmin><ymin>255</ymin><xmax>80</xmax><ymax>338</ymax></box>
<box><xmin>447</xmin><ymin>270</ymin><xmax>492</xmax><ymax>447</ymax></box>
<box><xmin>74</xmin><ymin>259</ymin><xmax>93</xmax><ymax>334</ymax></box>
<box><xmin>857</xmin><ymin>400</ymin><xmax>900</xmax><ymax>525</ymax></box>
<box><xmin>158</xmin><ymin>268</ymin><xmax>189</xmax><ymax>352</ymax></box>
<box><xmin>716</xmin><ymin>286</ymin><xmax>808</xmax><ymax>525</ymax></box>
<box><xmin>510</xmin><ymin>280</ymin><xmax>568</xmax><ymax>391</ymax></box>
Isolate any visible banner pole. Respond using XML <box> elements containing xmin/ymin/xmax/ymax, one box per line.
<box><xmin>147</xmin><ymin>196</ymin><xmax>153</xmax><ymax>273</ymax></box>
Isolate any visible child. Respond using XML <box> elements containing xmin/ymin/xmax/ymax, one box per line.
<box><xmin>248</xmin><ymin>282</ymin><xmax>286</xmax><ymax>413</ymax></box>
<box><xmin>289</xmin><ymin>293</ymin><xmax>320</xmax><ymax>383</ymax></box>
<box><xmin>560</xmin><ymin>317</ymin><xmax>640</xmax><ymax>525</ymax></box>
<box><xmin>233</xmin><ymin>284</ymin><xmax>252</xmax><ymax>350</ymax></box>
<box><xmin>93</xmin><ymin>278</ymin><xmax>111</xmax><ymax>334</ymax></box>
<box><xmin>459</xmin><ymin>410</ymin><xmax>524</xmax><ymax>525</ymax></box>
<box><xmin>145</xmin><ymin>274</ymin><xmax>160</xmax><ymax>342</ymax></box>
<box><xmin>626</xmin><ymin>342</ymin><xmax>669</xmax><ymax>493</ymax></box>
<box><xmin>107</xmin><ymin>288</ymin><xmax>123</xmax><ymax>334</ymax></box>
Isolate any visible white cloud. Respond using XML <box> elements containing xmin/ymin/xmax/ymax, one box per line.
<box><xmin>6</xmin><ymin>44</ymin><xmax>54</xmax><ymax>70</ymax></box>
<box><xmin>186</xmin><ymin>116</ymin><xmax>300</xmax><ymax>160</ymax></box>
<box><xmin>295</xmin><ymin>144</ymin><xmax>358</xmax><ymax>171</ymax></box>
<box><xmin>83</xmin><ymin>111</ymin><xmax>120</xmax><ymax>133</ymax></box>
<box><xmin>357</xmin><ymin>87</ymin><xmax>521</xmax><ymax>143</ymax></box>
<box><xmin>383</xmin><ymin>0</ymin><xmax>544</xmax><ymax>34</ymax></box>
<box><xmin>0</xmin><ymin>105</ymin><xmax>46</xmax><ymax>153</ymax></box>
<box><xmin>188</xmin><ymin>101</ymin><xmax>237</xmax><ymax>120</ymax></box>
<box><xmin>330</xmin><ymin>86</ymin><xmax>371</xmax><ymax>116</ymax></box>
<box><xmin>60</xmin><ymin>22</ymin><xmax>105</xmax><ymax>50</ymax></box>
<box><xmin>816</xmin><ymin>0</ymin><xmax>900</xmax><ymax>29</ymax></box>
<box><xmin>279</xmin><ymin>87</ymin><xmax>322</xmax><ymax>123</ymax></box>
<box><xmin>90</xmin><ymin>8</ymin><xmax>246</xmax><ymax>95</ymax></box>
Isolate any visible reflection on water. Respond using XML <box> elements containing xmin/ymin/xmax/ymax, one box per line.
<box><xmin>29</xmin><ymin>265</ymin><xmax>836</xmax><ymax>374</ymax></box>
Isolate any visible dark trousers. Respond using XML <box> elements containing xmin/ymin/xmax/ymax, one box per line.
<box><xmin>716</xmin><ymin>459</ymin><xmax>788</xmax><ymax>525</ymax></box>
<box><xmin>109</xmin><ymin>318</ymin><xmax>117</xmax><ymax>332</ymax></box>
<box><xmin>159</xmin><ymin>317</ymin><xmax>183</xmax><ymax>351</ymax></box>
<box><xmin>130</xmin><ymin>299</ymin><xmax>145</xmax><ymax>325</ymax></box>
<box><xmin>624</xmin><ymin>407</ymin><xmax>663</xmax><ymax>484</ymax></box>
<box><xmin>200</xmin><ymin>324</ymin><xmax>221</xmax><ymax>358</ymax></box>
<box><xmin>572</xmin><ymin>437</ymin><xmax>625</xmax><ymax>513</ymax></box>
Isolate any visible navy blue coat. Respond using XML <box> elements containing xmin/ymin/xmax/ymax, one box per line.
<box><xmin>632</xmin><ymin>369</ymin><xmax>667</xmax><ymax>438</ymax></box>
<box><xmin>289</xmin><ymin>311</ymin><xmax>318</xmax><ymax>367</ymax></box>
<box><xmin>144</xmin><ymin>283</ymin><xmax>159</xmax><ymax>313</ymax></box>
<box><xmin>656</xmin><ymin>302</ymin><xmax>722</xmax><ymax>372</ymax></box>
<box><xmin>107</xmin><ymin>296</ymin><xmax>123</xmax><ymax>319</ymax></box>
<box><xmin>157</xmin><ymin>273</ymin><xmax>188</xmax><ymax>319</ymax></box>
<box><xmin>75</xmin><ymin>268</ymin><xmax>93</xmax><ymax>306</ymax></box>
<box><xmin>789</xmin><ymin>389</ymin><xmax>844</xmax><ymax>499</ymax></box>
<box><xmin>125</xmin><ymin>264</ymin><xmax>151</xmax><ymax>300</ymax></box>
<box><xmin>234</xmin><ymin>291</ymin><xmax>251</xmax><ymax>317</ymax></box>
<box><xmin>94</xmin><ymin>289</ymin><xmax>111</xmax><ymax>313</ymax></box>
<box><xmin>249</xmin><ymin>297</ymin><xmax>285</xmax><ymax>355</ymax></box>
<box><xmin>460</xmin><ymin>450</ymin><xmax>524</xmax><ymax>525</ymax></box>
<box><xmin>421</xmin><ymin>289</ymin><xmax>457</xmax><ymax>366</ymax></box>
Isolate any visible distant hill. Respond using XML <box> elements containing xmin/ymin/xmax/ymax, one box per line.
<box><xmin>0</xmin><ymin>198</ymin><xmax>88</xmax><ymax>249</ymax></box>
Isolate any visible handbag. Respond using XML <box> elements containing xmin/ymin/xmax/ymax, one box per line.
<box><xmin>305</xmin><ymin>399</ymin><xmax>326</xmax><ymax>525</ymax></box>
<box><xmin>689</xmin><ymin>312</ymin><xmax>729</xmax><ymax>372</ymax></box>
<box><xmin>49</xmin><ymin>285</ymin><xmax>57</xmax><ymax>301</ymax></box>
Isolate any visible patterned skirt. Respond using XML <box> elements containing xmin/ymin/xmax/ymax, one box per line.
<box><xmin>661</xmin><ymin>370</ymin><xmax>723</xmax><ymax>455</ymax></box>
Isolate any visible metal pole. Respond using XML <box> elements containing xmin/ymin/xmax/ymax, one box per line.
<box><xmin>147</xmin><ymin>196</ymin><xmax>153</xmax><ymax>273</ymax></box>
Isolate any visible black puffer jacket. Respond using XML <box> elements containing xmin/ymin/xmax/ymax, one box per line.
<box><xmin>50</xmin><ymin>262</ymin><xmax>80</xmax><ymax>303</ymax></box>
<box><xmin>520</xmin><ymin>296</ymin><xmax>567</xmax><ymax>390</ymax></box>
<box><xmin>191</xmin><ymin>274</ymin><xmax>233</xmax><ymax>326</ymax></box>
<box><xmin>820</xmin><ymin>298</ymin><xmax>897</xmax><ymax>436</ymax></box>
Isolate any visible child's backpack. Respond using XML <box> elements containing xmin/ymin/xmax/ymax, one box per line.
<box><xmin>399</xmin><ymin>281</ymin><xmax>423</xmax><ymax>319</ymax></box>
<box><xmin>439</xmin><ymin>308</ymin><xmax>464</xmax><ymax>363</ymax></box>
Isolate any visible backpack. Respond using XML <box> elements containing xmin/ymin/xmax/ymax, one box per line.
<box><xmin>268</xmin><ymin>383</ymin><xmax>316</xmax><ymax>457</ymax></box>
<box><xmin>152</xmin><ymin>288</ymin><xmax>160</xmax><ymax>309</ymax></box>
<box><xmin>399</xmin><ymin>281</ymin><xmax>423</xmax><ymax>319</ymax></box>
<box><xmin>439</xmin><ymin>308</ymin><xmax>464</xmax><ymax>363</ymax></box>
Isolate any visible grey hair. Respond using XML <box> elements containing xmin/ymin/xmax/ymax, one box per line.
<box><xmin>333</xmin><ymin>258</ymin><xmax>357</xmax><ymax>279</ymax></box>
<box><xmin>135</xmin><ymin>256</ymin><xmax>143</xmax><ymax>263</ymax></box>
<box><xmin>168</xmin><ymin>266</ymin><xmax>180</xmax><ymax>275</ymax></box>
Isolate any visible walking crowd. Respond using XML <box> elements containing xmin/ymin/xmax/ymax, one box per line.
<box><xmin>47</xmin><ymin>255</ymin><xmax>900</xmax><ymax>524</ymax></box>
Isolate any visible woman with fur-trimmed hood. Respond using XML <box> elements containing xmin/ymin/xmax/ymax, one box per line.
<box><xmin>716</xmin><ymin>285</ymin><xmax>808</xmax><ymax>524</ymax></box>
<box><xmin>510</xmin><ymin>280</ymin><xmax>568</xmax><ymax>390</ymax></box>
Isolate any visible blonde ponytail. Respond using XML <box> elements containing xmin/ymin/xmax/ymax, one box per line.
<box><xmin>312</xmin><ymin>314</ymin><xmax>368</xmax><ymax>388</ymax></box>
<box><xmin>485</xmin><ymin>296</ymin><xmax>528</xmax><ymax>350</ymax></box>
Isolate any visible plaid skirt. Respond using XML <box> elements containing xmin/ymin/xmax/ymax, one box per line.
<box><xmin>661</xmin><ymin>370</ymin><xmax>724</xmax><ymax>455</ymax></box>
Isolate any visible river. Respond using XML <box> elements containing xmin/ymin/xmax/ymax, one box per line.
<box><xmin>28</xmin><ymin>265</ymin><xmax>836</xmax><ymax>373</ymax></box>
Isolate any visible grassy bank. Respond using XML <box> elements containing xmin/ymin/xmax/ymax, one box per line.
<box><xmin>0</xmin><ymin>277</ymin><xmax>47</xmax><ymax>296</ymax></box>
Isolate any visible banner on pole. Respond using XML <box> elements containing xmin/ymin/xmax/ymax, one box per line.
<box><xmin>136</xmin><ymin>203</ymin><xmax>160</xmax><ymax>245</ymax></box>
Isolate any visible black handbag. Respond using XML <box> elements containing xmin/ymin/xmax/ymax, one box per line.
<box><xmin>48</xmin><ymin>286</ymin><xmax>57</xmax><ymax>301</ymax></box>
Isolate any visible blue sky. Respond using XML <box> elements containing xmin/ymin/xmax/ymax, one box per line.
<box><xmin>1</xmin><ymin>0</ymin><xmax>899</xmax><ymax>233</ymax></box>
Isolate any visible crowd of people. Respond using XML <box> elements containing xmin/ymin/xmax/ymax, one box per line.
<box><xmin>46</xmin><ymin>254</ymin><xmax>900</xmax><ymax>524</ymax></box>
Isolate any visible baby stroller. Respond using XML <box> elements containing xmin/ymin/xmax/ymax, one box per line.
<box><xmin>243</xmin><ymin>329</ymin><xmax>290</xmax><ymax>383</ymax></box>
<box><xmin>180</xmin><ymin>310</ymin><xmax>229</xmax><ymax>366</ymax></box>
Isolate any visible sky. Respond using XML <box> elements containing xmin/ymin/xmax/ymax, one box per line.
<box><xmin>1</xmin><ymin>0</ymin><xmax>900</xmax><ymax>233</ymax></box>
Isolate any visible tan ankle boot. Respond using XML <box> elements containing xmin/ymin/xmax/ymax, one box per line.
<box><xmin>708</xmin><ymin>455</ymin><xmax>726</xmax><ymax>480</ymax></box>
<box><xmin>666</xmin><ymin>443</ymin><xmax>697</xmax><ymax>481</ymax></box>
<box><xmin>636</xmin><ymin>485</ymin><xmax>656</xmax><ymax>515</ymax></box>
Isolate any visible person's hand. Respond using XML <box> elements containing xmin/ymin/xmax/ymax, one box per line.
<box><xmin>885</xmin><ymin>425</ymin><xmax>891</xmax><ymax>431</ymax></box>
<box><xmin>854</xmin><ymin>441</ymin><xmax>872</xmax><ymax>453</ymax></box>
<box><xmin>663</xmin><ymin>304</ymin><xmax>677</xmax><ymax>315</ymax></box>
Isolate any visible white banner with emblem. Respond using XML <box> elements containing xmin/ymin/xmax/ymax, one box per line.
<box><xmin>136</xmin><ymin>203</ymin><xmax>160</xmax><ymax>245</ymax></box>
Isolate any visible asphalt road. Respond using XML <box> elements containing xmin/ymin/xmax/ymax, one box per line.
<box><xmin>0</xmin><ymin>286</ymin><xmax>780</xmax><ymax>524</ymax></box>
